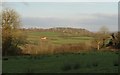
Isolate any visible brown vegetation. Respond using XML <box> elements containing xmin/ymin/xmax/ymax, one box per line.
<box><xmin>21</xmin><ymin>41</ymin><xmax>93</xmax><ymax>55</ymax></box>
<box><xmin>54</xmin><ymin>43</ymin><xmax>92</xmax><ymax>54</ymax></box>
<box><xmin>2</xmin><ymin>8</ymin><xmax>27</xmax><ymax>56</ymax></box>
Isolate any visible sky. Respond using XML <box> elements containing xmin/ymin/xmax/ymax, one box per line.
<box><xmin>2</xmin><ymin>2</ymin><xmax>118</xmax><ymax>32</ymax></box>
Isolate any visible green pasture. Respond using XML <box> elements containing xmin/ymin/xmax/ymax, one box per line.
<box><xmin>27</xmin><ymin>31</ymin><xmax>61</xmax><ymax>37</ymax></box>
<box><xmin>26</xmin><ymin>31</ymin><xmax>94</xmax><ymax>45</ymax></box>
<box><xmin>3</xmin><ymin>51</ymin><xmax>118</xmax><ymax>73</ymax></box>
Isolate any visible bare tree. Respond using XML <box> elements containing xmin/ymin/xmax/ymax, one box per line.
<box><xmin>99</xmin><ymin>26</ymin><xmax>109</xmax><ymax>35</ymax></box>
<box><xmin>93</xmin><ymin>26</ymin><xmax>110</xmax><ymax>50</ymax></box>
<box><xmin>2</xmin><ymin>8</ymin><xmax>26</xmax><ymax>56</ymax></box>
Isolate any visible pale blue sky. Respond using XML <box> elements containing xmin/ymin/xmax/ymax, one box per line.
<box><xmin>3</xmin><ymin>2</ymin><xmax>118</xmax><ymax>32</ymax></box>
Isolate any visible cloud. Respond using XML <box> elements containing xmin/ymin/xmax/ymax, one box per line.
<box><xmin>21</xmin><ymin>13</ymin><xmax>118</xmax><ymax>32</ymax></box>
<box><xmin>77</xmin><ymin>13</ymin><xmax>117</xmax><ymax>25</ymax></box>
<box><xmin>1</xmin><ymin>2</ymin><xmax>29</xmax><ymax>8</ymax></box>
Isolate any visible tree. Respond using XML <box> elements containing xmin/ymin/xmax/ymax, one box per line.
<box><xmin>93</xmin><ymin>26</ymin><xmax>110</xmax><ymax>50</ymax></box>
<box><xmin>113</xmin><ymin>32</ymin><xmax>120</xmax><ymax>49</ymax></box>
<box><xmin>99</xmin><ymin>26</ymin><xmax>109</xmax><ymax>35</ymax></box>
<box><xmin>2</xmin><ymin>8</ymin><xmax>26</xmax><ymax>56</ymax></box>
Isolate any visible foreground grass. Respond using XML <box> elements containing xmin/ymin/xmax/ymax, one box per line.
<box><xmin>2</xmin><ymin>51</ymin><xmax>118</xmax><ymax>73</ymax></box>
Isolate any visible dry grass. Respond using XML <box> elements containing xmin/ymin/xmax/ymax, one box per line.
<box><xmin>22</xmin><ymin>41</ymin><xmax>93</xmax><ymax>55</ymax></box>
<box><xmin>54</xmin><ymin>42</ymin><xmax>92</xmax><ymax>54</ymax></box>
<box><xmin>22</xmin><ymin>40</ymin><xmax>55</xmax><ymax>55</ymax></box>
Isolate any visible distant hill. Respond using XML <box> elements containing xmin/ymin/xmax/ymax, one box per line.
<box><xmin>21</xmin><ymin>27</ymin><xmax>94</xmax><ymax>37</ymax></box>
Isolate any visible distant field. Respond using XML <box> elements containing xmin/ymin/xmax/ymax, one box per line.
<box><xmin>25</xmin><ymin>31</ymin><xmax>94</xmax><ymax>45</ymax></box>
<box><xmin>3</xmin><ymin>51</ymin><xmax>118</xmax><ymax>73</ymax></box>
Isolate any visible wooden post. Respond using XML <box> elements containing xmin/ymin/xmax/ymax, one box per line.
<box><xmin>97</xmin><ymin>41</ymin><xmax>100</xmax><ymax>50</ymax></box>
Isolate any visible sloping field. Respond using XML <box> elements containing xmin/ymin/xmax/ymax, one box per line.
<box><xmin>26</xmin><ymin>31</ymin><xmax>94</xmax><ymax>45</ymax></box>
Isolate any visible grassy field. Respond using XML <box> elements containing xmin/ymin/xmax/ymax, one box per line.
<box><xmin>3</xmin><ymin>51</ymin><xmax>118</xmax><ymax>73</ymax></box>
<box><xmin>20</xmin><ymin>31</ymin><xmax>95</xmax><ymax>54</ymax></box>
<box><xmin>26</xmin><ymin>31</ymin><xmax>94</xmax><ymax>45</ymax></box>
<box><xmin>2</xmin><ymin>31</ymin><xmax>119</xmax><ymax>73</ymax></box>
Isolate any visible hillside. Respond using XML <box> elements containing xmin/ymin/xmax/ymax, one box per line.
<box><xmin>21</xmin><ymin>27</ymin><xmax>94</xmax><ymax>37</ymax></box>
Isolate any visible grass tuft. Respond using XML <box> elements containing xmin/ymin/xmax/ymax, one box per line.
<box><xmin>73</xmin><ymin>63</ymin><xmax>80</xmax><ymax>70</ymax></box>
<box><xmin>113</xmin><ymin>61</ymin><xmax>119</xmax><ymax>66</ymax></box>
<box><xmin>61</xmin><ymin>64</ymin><xmax>72</xmax><ymax>71</ymax></box>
